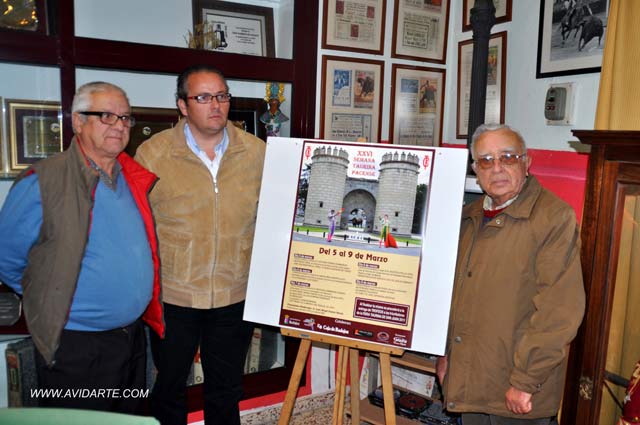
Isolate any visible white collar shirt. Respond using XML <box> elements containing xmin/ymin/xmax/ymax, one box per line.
<box><xmin>184</xmin><ymin>123</ymin><xmax>229</xmax><ymax>192</ymax></box>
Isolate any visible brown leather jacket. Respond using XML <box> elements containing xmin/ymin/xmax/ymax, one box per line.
<box><xmin>135</xmin><ymin>120</ymin><xmax>265</xmax><ymax>308</ymax></box>
<box><xmin>443</xmin><ymin>176</ymin><xmax>585</xmax><ymax>418</ymax></box>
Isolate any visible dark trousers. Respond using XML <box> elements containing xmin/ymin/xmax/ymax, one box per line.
<box><xmin>462</xmin><ymin>413</ymin><xmax>555</xmax><ymax>425</ymax></box>
<box><xmin>34</xmin><ymin>319</ymin><xmax>147</xmax><ymax>414</ymax></box>
<box><xmin>150</xmin><ymin>302</ymin><xmax>254</xmax><ymax>425</ymax></box>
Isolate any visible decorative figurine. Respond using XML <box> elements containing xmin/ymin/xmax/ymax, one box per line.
<box><xmin>260</xmin><ymin>82</ymin><xmax>289</xmax><ymax>138</ymax></box>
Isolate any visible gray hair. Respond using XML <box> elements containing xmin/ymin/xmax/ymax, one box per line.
<box><xmin>470</xmin><ymin>123</ymin><xmax>527</xmax><ymax>159</ymax></box>
<box><xmin>71</xmin><ymin>82</ymin><xmax>130</xmax><ymax>130</ymax></box>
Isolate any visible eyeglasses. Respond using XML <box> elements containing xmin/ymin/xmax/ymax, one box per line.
<box><xmin>80</xmin><ymin>111</ymin><xmax>136</xmax><ymax>128</ymax></box>
<box><xmin>474</xmin><ymin>153</ymin><xmax>527</xmax><ymax>169</ymax></box>
<box><xmin>186</xmin><ymin>93</ymin><xmax>232</xmax><ymax>104</ymax></box>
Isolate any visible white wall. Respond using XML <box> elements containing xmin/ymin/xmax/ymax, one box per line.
<box><xmin>0</xmin><ymin>182</ymin><xmax>10</xmax><ymax>202</ymax></box>
<box><xmin>0</xmin><ymin>64</ymin><xmax>61</xmax><ymax>101</ymax></box>
<box><xmin>444</xmin><ymin>1</ymin><xmax>599</xmax><ymax>150</ymax></box>
<box><xmin>74</xmin><ymin>0</ymin><xmax>191</xmax><ymax>48</ymax></box>
<box><xmin>74</xmin><ymin>0</ymin><xmax>294</xmax><ymax>58</ymax></box>
<box><xmin>0</xmin><ymin>62</ymin><xmax>293</xmax><ymax>205</ymax></box>
<box><xmin>73</xmin><ymin>0</ymin><xmax>293</xmax><ymax>133</ymax></box>
<box><xmin>0</xmin><ymin>0</ymin><xmax>297</xmax><ymax>208</ymax></box>
<box><xmin>0</xmin><ymin>63</ymin><xmax>61</xmax><ymax>174</ymax></box>
<box><xmin>0</xmin><ymin>64</ymin><xmax>61</xmax><ymax>194</ymax></box>
<box><xmin>315</xmin><ymin>1</ymin><xmax>600</xmax><ymax>150</ymax></box>
<box><xmin>315</xmin><ymin>1</ymin><xmax>410</xmax><ymax>143</ymax></box>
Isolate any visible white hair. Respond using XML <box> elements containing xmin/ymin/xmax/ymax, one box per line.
<box><xmin>71</xmin><ymin>82</ymin><xmax>130</xmax><ymax>131</ymax></box>
<box><xmin>470</xmin><ymin>123</ymin><xmax>527</xmax><ymax>159</ymax></box>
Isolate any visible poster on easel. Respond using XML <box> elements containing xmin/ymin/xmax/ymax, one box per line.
<box><xmin>280</xmin><ymin>141</ymin><xmax>434</xmax><ymax>348</ymax></box>
<box><xmin>245</xmin><ymin>138</ymin><xmax>467</xmax><ymax>355</ymax></box>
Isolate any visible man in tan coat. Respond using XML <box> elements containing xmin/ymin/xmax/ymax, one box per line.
<box><xmin>136</xmin><ymin>65</ymin><xmax>265</xmax><ymax>425</ymax></box>
<box><xmin>436</xmin><ymin>124</ymin><xmax>585</xmax><ymax>424</ymax></box>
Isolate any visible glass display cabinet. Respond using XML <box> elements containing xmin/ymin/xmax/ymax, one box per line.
<box><xmin>562</xmin><ymin>130</ymin><xmax>640</xmax><ymax>425</ymax></box>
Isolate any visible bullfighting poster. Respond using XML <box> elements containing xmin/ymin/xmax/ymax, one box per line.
<box><xmin>280</xmin><ymin>141</ymin><xmax>434</xmax><ymax>348</ymax></box>
<box><xmin>245</xmin><ymin>137</ymin><xmax>467</xmax><ymax>355</ymax></box>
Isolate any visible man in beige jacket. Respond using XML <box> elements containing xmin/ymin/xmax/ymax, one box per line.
<box><xmin>436</xmin><ymin>124</ymin><xmax>585</xmax><ymax>425</ymax></box>
<box><xmin>136</xmin><ymin>65</ymin><xmax>265</xmax><ymax>425</ymax></box>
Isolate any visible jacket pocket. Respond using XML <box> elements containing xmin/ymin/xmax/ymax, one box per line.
<box><xmin>157</xmin><ymin>229</ymin><xmax>192</xmax><ymax>283</ymax></box>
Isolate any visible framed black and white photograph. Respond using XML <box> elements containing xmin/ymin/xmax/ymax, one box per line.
<box><xmin>4</xmin><ymin>99</ymin><xmax>63</xmax><ymax>174</ymax></box>
<box><xmin>390</xmin><ymin>64</ymin><xmax>445</xmax><ymax>146</ymax></box>
<box><xmin>320</xmin><ymin>55</ymin><xmax>384</xmax><ymax>143</ymax></box>
<box><xmin>192</xmin><ymin>0</ymin><xmax>275</xmax><ymax>57</ymax></box>
<box><xmin>462</xmin><ymin>0</ymin><xmax>512</xmax><ymax>32</ymax></box>
<box><xmin>322</xmin><ymin>0</ymin><xmax>386</xmax><ymax>55</ymax></box>
<box><xmin>392</xmin><ymin>0</ymin><xmax>450</xmax><ymax>64</ymax></box>
<box><xmin>536</xmin><ymin>0</ymin><xmax>608</xmax><ymax>78</ymax></box>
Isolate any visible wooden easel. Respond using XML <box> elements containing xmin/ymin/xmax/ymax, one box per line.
<box><xmin>278</xmin><ymin>328</ymin><xmax>404</xmax><ymax>425</ymax></box>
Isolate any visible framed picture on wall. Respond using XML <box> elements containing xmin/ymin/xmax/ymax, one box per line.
<box><xmin>4</xmin><ymin>99</ymin><xmax>63</xmax><ymax>174</ymax></box>
<box><xmin>0</xmin><ymin>96</ymin><xmax>4</xmax><ymax>175</ymax></box>
<box><xmin>191</xmin><ymin>0</ymin><xmax>276</xmax><ymax>57</ymax></box>
<box><xmin>456</xmin><ymin>31</ymin><xmax>507</xmax><ymax>139</ymax></box>
<box><xmin>0</xmin><ymin>0</ymin><xmax>48</xmax><ymax>34</ymax></box>
<box><xmin>462</xmin><ymin>0</ymin><xmax>512</xmax><ymax>32</ymax></box>
<box><xmin>126</xmin><ymin>107</ymin><xmax>180</xmax><ymax>157</ymax></box>
<box><xmin>0</xmin><ymin>96</ymin><xmax>8</xmax><ymax>177</ymax></box>
<box><xmin>391</xmin><ymin>0</ymin><xmax>450</xmax><ymax>63</ymax></box>
<box><xmin>390</xmin><ymin>64</ymin><xmax>445</xmax><ymax>146</ymax></box>
<box><xmin>228</xmin><ymin>96</ymin><xmax>269</xmax><ymax>142</ymax></box>
<box><xmin>320</xmin><ymin>55</ymin><xmax>384</xmax><ymax>143</ymax></box>
<box><xmin>322</xmin><ymin>0</ymin><xmax>386</xmax><ymax>54</ymax></box>
<box><xmin>536</xmin><ymin>0</ymin><xmax>608</xmax><ymax>78</ymax></box>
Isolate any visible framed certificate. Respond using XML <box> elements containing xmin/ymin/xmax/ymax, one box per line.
<box><xmin>462</xmin><ymin>0</ymin><xmax>512</xmax><ymax>32</ymax></box>
<box><xmin>322</xmin><ymin>0</ymin><xmax>386</xmax><ymax>54</ymax></box>
<box><xmin>4</xmin><ymin>99</ymin><xmax>63</xmax><ymax>174</ymax></box>
<box><xmin>320</xmin><ymin>55</ymin><xmax>384</xmax><ymax>143</ymax></box>
<box><xmin>456</xmin><ymin>32</ymin><xmax>507</xmax><ymax>139</ymax></box>
<box><xmin>390</xmin><ymin>65</ymin><xmax>445</xmax><ymax>146</ymax></box>
<box><xmin>192</xmin><ymin>0</ymin><xmax>276</xmax><ymax>57</ymax></box>
<box><xmin>392</xmin><ymin>0</ymin><xmax>450</xmax><ymax>64</ymax></box>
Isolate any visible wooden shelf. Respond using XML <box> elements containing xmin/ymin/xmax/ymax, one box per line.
<box><xmin>352</xmin><ymin>398</ymin><xmax>422</xmax><ymax>425</ymax></box>
<box><xmin>356</xmin><ymin>351</ymin><xmax>437</xmax><ymax>424</ymax></box>
<box><xmin>0</xmin><ymin>30</ymin><xmax>57</xmax><ymax>65</ymax></box>
<box><xmin>73</xmin><ymin>37</ymin><xmax>294</xmax><ymax>81</ymax></box>
<box><xmin>370</xmin><ymin>351</ymin><xmax>437</xmax><ymax>373</ymax></box>
<box><xmin>391</xmin><ymin>352</ymin><xmax>436</xmax><ymax>374</ymax></box>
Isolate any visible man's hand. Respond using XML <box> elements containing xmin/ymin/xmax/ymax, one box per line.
<box><xmin>435</xmin><ymin>355</ymin><xmax>448</xmax><ymax>384</ymax></box>
<box><xmin>505</xmin><ymin>386</ymin><xmax>532</xmax><ymax>414</ymax></box>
